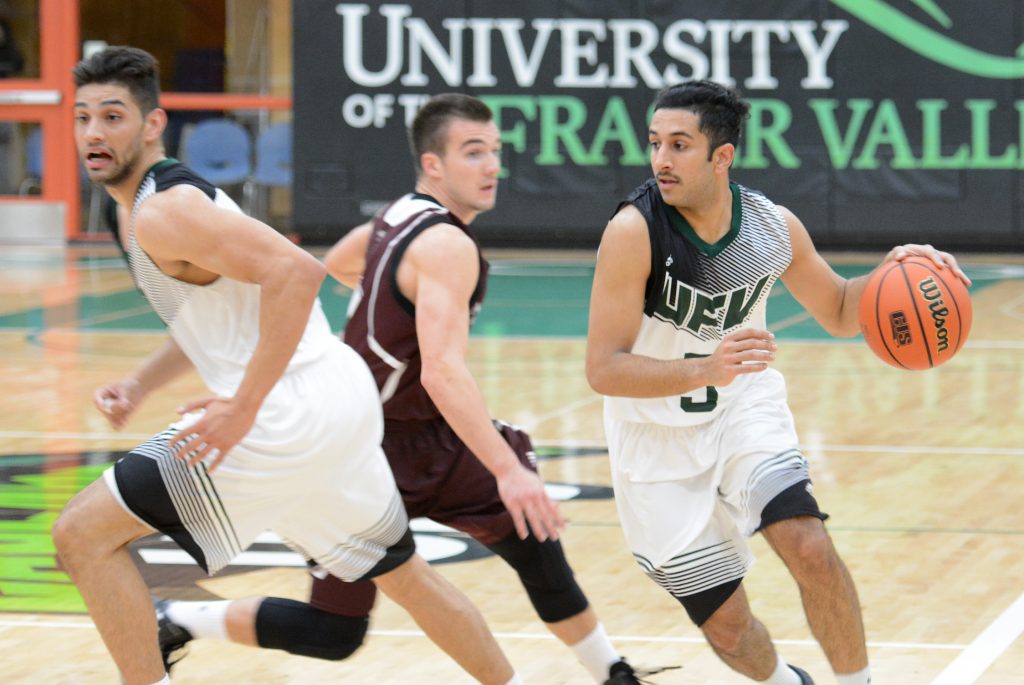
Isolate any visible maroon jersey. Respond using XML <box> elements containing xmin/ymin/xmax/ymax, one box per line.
<box><xmin>344</xmin><ymin>192</ymin><xmax>488</xmax><ymax>421</ymax></box>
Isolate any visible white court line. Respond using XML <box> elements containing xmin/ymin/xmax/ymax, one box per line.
<box><xmin>771</xmin><ymin>310</ymin><xmax>814</xmax><ymax>332</ymax></box>
<box><xmin>929</xmin><ymin>592</ymin><xmax>1024</xmax><ymax>685</ymax></box>
<box><xmin>371</xmin><ymin>630</ymin><xmax>967</xmax><ymax>651</ymax></box>
<box><xmin>0</xmin><ymin>619</ymin><xmax>967</xmax><ymax>651</ymax></box>
<box><xmin>522</xmin><ymin>395</ymin><xmax>601</xmax><ymax>432</ymax></box>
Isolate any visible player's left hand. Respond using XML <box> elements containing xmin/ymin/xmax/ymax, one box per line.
<box><xmin>168</xmin><ymin>396</ymin><xmax>258</xmax><ymax>473</ymax></box>
<box><xmin>496</xmin><ymin>465</ymin><xmax>565</xmax><ymax>542</ymax></box>
<box><xmin>93</xmin><ymin>377</ymin><xmax>145</xmax><ymax>429</ymax></box>
<box><xmin>885</xmin><ymin>243</ymin><xmax>972</xmax><ymax>287</ymax></box>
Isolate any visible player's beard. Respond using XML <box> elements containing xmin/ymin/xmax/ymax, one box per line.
<box><xmin>96</xmin><ymin>133</ymin><xmax>145</xmax><ymax>188</ymax></box>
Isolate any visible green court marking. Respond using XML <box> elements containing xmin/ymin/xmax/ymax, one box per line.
<box><xmin>0</xmin><ymin>262</ymin><xmax>998</xmax><ymax>340</ymax></box>
<box><xmin>0</xmin><ymin>462</ymin><xmax>108</xmax><ymax>614</ymax></box>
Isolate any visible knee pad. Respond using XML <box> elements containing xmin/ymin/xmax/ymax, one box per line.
<box><xmin>256</xmin><ymin>597</ymin><xmax>368</xmax><ymax>661</ymax></box>
<box><xmin>757</xmin><ymin>479</ymin><xmax>828</xmax><ymax>532</ymax></box>
<box><xmin>488</xmin><ymin>533</ymin><xmax>589</xmax><ymax>623</ymax></box>
<box><xmin>674</xmin><ymin>578</ymin><xmax>742</xmax><ymax>627</ymax></box>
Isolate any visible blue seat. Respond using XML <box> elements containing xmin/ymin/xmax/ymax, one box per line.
<box><xmin>26</xmin><ymin>126</ymin><xmax>42</xmax><ymax>177</ymax></box>
<box><xmin>182</xmin><ymin>118</ymin><xmax>252</xmax><ymax>186</ymax></box>
<box><xmin>244</xmin><ymin>121</ymin><xmax>292</xmax><ymax>218</ymax></box>
<box><xmin>18</xmin><ymin>127</ymin><xmax>42</xmax><ymax>194</ymax></box>
<box><xmin>250</xmin><ymin>121</ymin><xmax>292</xmax><ymax>187</ymax></box>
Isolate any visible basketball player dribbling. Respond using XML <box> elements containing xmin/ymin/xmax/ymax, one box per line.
<box><xmin>585</xmin><ymin>80</ymin><xmax>971</xmax><ymax>685</ymax></box>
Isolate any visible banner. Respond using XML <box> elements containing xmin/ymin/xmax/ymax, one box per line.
<box><xmin>294</xmin><ymin>1</ymin><xmax>1023</xmax><ymax>249</ymax></box>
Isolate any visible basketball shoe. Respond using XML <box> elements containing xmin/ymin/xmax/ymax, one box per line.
<box><xmin>603</xmin><ymin>659</ymin><xmax>682</xmax><ymax>684</ymax></box>
<box><xmin>155</xmin><ymin>598</ymin><xmax>193</xmax><ymax>672</ymax></box>
<box><xmin>789</xmin><ymin>665</ymin><xmax>815</xmax><ymax>684</ymax></box>
<box><xmin>604</xmin><ymin>659</ymin><xmax>642</xmax><ymax>684</ymax></box>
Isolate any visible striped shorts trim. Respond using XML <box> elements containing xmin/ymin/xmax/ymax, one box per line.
<box><xmin>108</xmin><ymin>428</ymin><xmax>243</xmax><ymax>574</ymax></box>
<box><xmin>739</xmin><ymin>448</ymin><xmax>810</xmax><ymax>535</ymax></box>
<box><xmin>311</xmin><ymin>488</ymin><xmax>410</xmax><ymax>581</ymax></box>
<box><xmin>635</xmin><ymin>540</ymin><xmax>750</xmax><ymax>598</ymax></box>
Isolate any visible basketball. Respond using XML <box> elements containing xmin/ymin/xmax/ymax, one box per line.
<box><xmin>858</xmin><ymin>256</ymin><xmax>972</xmax><ymax>370</ymax></box>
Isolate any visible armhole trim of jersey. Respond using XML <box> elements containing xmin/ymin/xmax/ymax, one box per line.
<box><xmin>388</xmin><ymin>215</ymin><xmax>452</xmax><ymax>318</ymax></box>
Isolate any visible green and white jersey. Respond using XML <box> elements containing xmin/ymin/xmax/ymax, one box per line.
<box><xmin>121</xmin><ymin>159</ymin><xmax>334</xmax><ymax>399</ymax></box>
<box><xmin>604</xmin><ymin>179</ymin><xmax>793</xmax><ymax>427</ymax></box>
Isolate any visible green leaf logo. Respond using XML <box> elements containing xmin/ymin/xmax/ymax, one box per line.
<box><xmin>831</xmin><ymin>0</ymin><xmax>1024</xmax><ymax>78</ymax></box>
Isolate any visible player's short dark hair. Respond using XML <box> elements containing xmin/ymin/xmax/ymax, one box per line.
<box><xmin>73</xmin><ymin>46</ymin><xmax>160</xmax><ymax>114</ymax></box>
<box><xmin>653</xmin><ymin>80</ymin><xmax>750</xmax><ymax>160</ymax></box>
<box><xmin>409</xmin><ymin>93</ymin><xmax>493</xmax><ymax>173</ymax></box>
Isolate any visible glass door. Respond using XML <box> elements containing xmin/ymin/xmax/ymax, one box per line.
<box><xmin>0</xmin><ymin>0</ymin><xmax>80</xmax><ymax>242</ymax></box>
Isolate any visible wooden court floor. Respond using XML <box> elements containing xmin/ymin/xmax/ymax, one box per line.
<box><xmin>1</xmin><ymin>245</ymin><xmax>1023</xmax><ymax>684</ymax></box>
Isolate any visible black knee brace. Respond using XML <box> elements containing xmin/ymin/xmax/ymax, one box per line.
<box><xmin>255</xmin><ymin>597</ymin><xmax>368</xmax><ymax>661</ymax></box>
<box><xmin>757</xmin><ymin>479</ymin><xmax>828</xmax><ymax>532</ymax></box>
<box><xmin>674</xmin><ymin>578</ymin><xmax>742</xmax><ymax>627</ymax></box>
<box><xmin>487</xmin><ymin>533</ymin><xmax>589</xmax><ymax>623</ymax></box>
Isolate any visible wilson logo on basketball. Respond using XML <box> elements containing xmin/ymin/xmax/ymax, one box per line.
<box><xmin>888</xmin><ymin>311</ymin><xmax>912</xmax><ymax>347</ymax></box>
<box><xmin>917</xmin><ymin>277</ymin><xmax>950</xmax><ymax>352</ymax></box>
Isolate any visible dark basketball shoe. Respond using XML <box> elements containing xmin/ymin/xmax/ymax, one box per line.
<box><xmin>789</xmin><ymin>665</ymin><xmax>815</xmax><ymax>685</ymax></box>
<box><xmin>604</xmin><ymin>659</ymin><xmax>642</xmax><ymax>685</ymax></box>
<box><xmin>155</xmin><ymin>599</ymin><xmax>193</xmax><ymax>672</ymax></box>
<box><xmin>603</xmin><ymin>659</ymin><xmax>682</xmax><ymax>684</ymax></box>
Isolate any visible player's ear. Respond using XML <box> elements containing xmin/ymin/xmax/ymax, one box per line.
<box><xmin>143</xmin><ymin>107</ymin><xmax>168</xmax><ymax>144</ymax></box>
<box><xmin>713</xmin><ymin>143</ymin><xmax>735</xmax><ymax>172</ymax></box>
<box><xmin>420</xmin><ymin>151</ymin><xmax>443</xmax><ymax>179</ymax></box>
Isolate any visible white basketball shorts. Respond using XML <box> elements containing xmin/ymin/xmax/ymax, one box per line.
<box><xmin>102</xmin><ymin>340</ymin><xmax>412</xmax><ymax>581</ymax></box>
<box><xmin>604</xmin><ymin>369</ymin><xmax>811</xmax><ymax>598</ymax></box>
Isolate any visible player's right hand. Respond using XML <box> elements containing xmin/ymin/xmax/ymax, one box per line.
<box><xmin>93</xmin><ymin>377</ymin><xmax>144</xmax><ymax>430</ymax></box>
<box><xmin>885</xmin><ymin>243</ymin><xmax>972</xmax><ymax>287</ymax></box>
<box><xmin>699</xmin><ymin>327</ymin><xmax>777</xmax><ymax>386</ymax></box>
<box><xmin>497</xmin><ymin>465</ymin><xmax>565</xmax><ymax>542</ymax></box>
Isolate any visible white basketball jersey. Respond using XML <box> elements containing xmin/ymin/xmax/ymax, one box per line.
<box><xmin>125</xmin><ymin>160</ymin><xmax>334</xmax><ymax>398</ymax></box>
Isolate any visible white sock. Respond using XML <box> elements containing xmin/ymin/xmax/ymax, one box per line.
<box><xmin>569</xmin><ymin>623</ymin><xmax>621</xmax><ymax>683</ymax></box>
<box><xmin>836</xmin><ymin>666</ymin><xmax>872</xmax><ymax>685</ymax></box>
<box><xmin>165</xmin><ymin>600</ymin><xmax>230</xmax><ymax>641</ymax></box>
<box><xmin>762</xmin><ymin>655</ymin><xmax>801</xmax><ymax>685</ymax></box>
<box><xmin>505</xmin><ymin>674</ymin><xmax>524</xmax><ymax>685</ymax></box>
<box><xmin>149</xmin><ymin>676</ymin><xmax>171</xmax><ymax>685</ymax></box>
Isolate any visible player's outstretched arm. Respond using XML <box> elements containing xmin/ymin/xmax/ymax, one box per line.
<box><xmin>781</xmin><ymin>207</ymin><xmax>971</xmax><ymax>337</ymax></box>
<box><xmin>324</xmin><ymin>220</ymin><xmax>373</xmax><ymax>289</ymax></box>
<box><xmin>778</xmin><ymin>207</ymin><xmax>859</xmax><ymax>337</ymax></box>
<box><xmin>94</xmin><ymin>336</ymin><xmax>193</xmax><ymax>429</ymax></box>
<box><xmin>133</xmin><ymin>185</ymin><xmax>326</xmax><ymax>470</ymax></box>
<box><xmin>411</xmin><ymin>224</ymin><xmax>563</xmax><ymax>542</ymax></box>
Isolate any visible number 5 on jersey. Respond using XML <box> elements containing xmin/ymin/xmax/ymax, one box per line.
<box><xmin>679</xmin><ymin>353</ymin><xmax>718</xmax><ymax>412</ymax></box>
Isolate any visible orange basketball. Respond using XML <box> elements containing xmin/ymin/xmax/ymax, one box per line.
<box><xmin>858</xmin><ymin>256</ymin><xmax>972</xmax><ymax>370</ymax></box>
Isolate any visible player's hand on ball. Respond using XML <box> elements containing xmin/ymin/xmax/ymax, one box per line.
<box><xmin>885</xmin><ymin>243</ymin><xmax>972</xmax><ymax>287</ymax></box>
